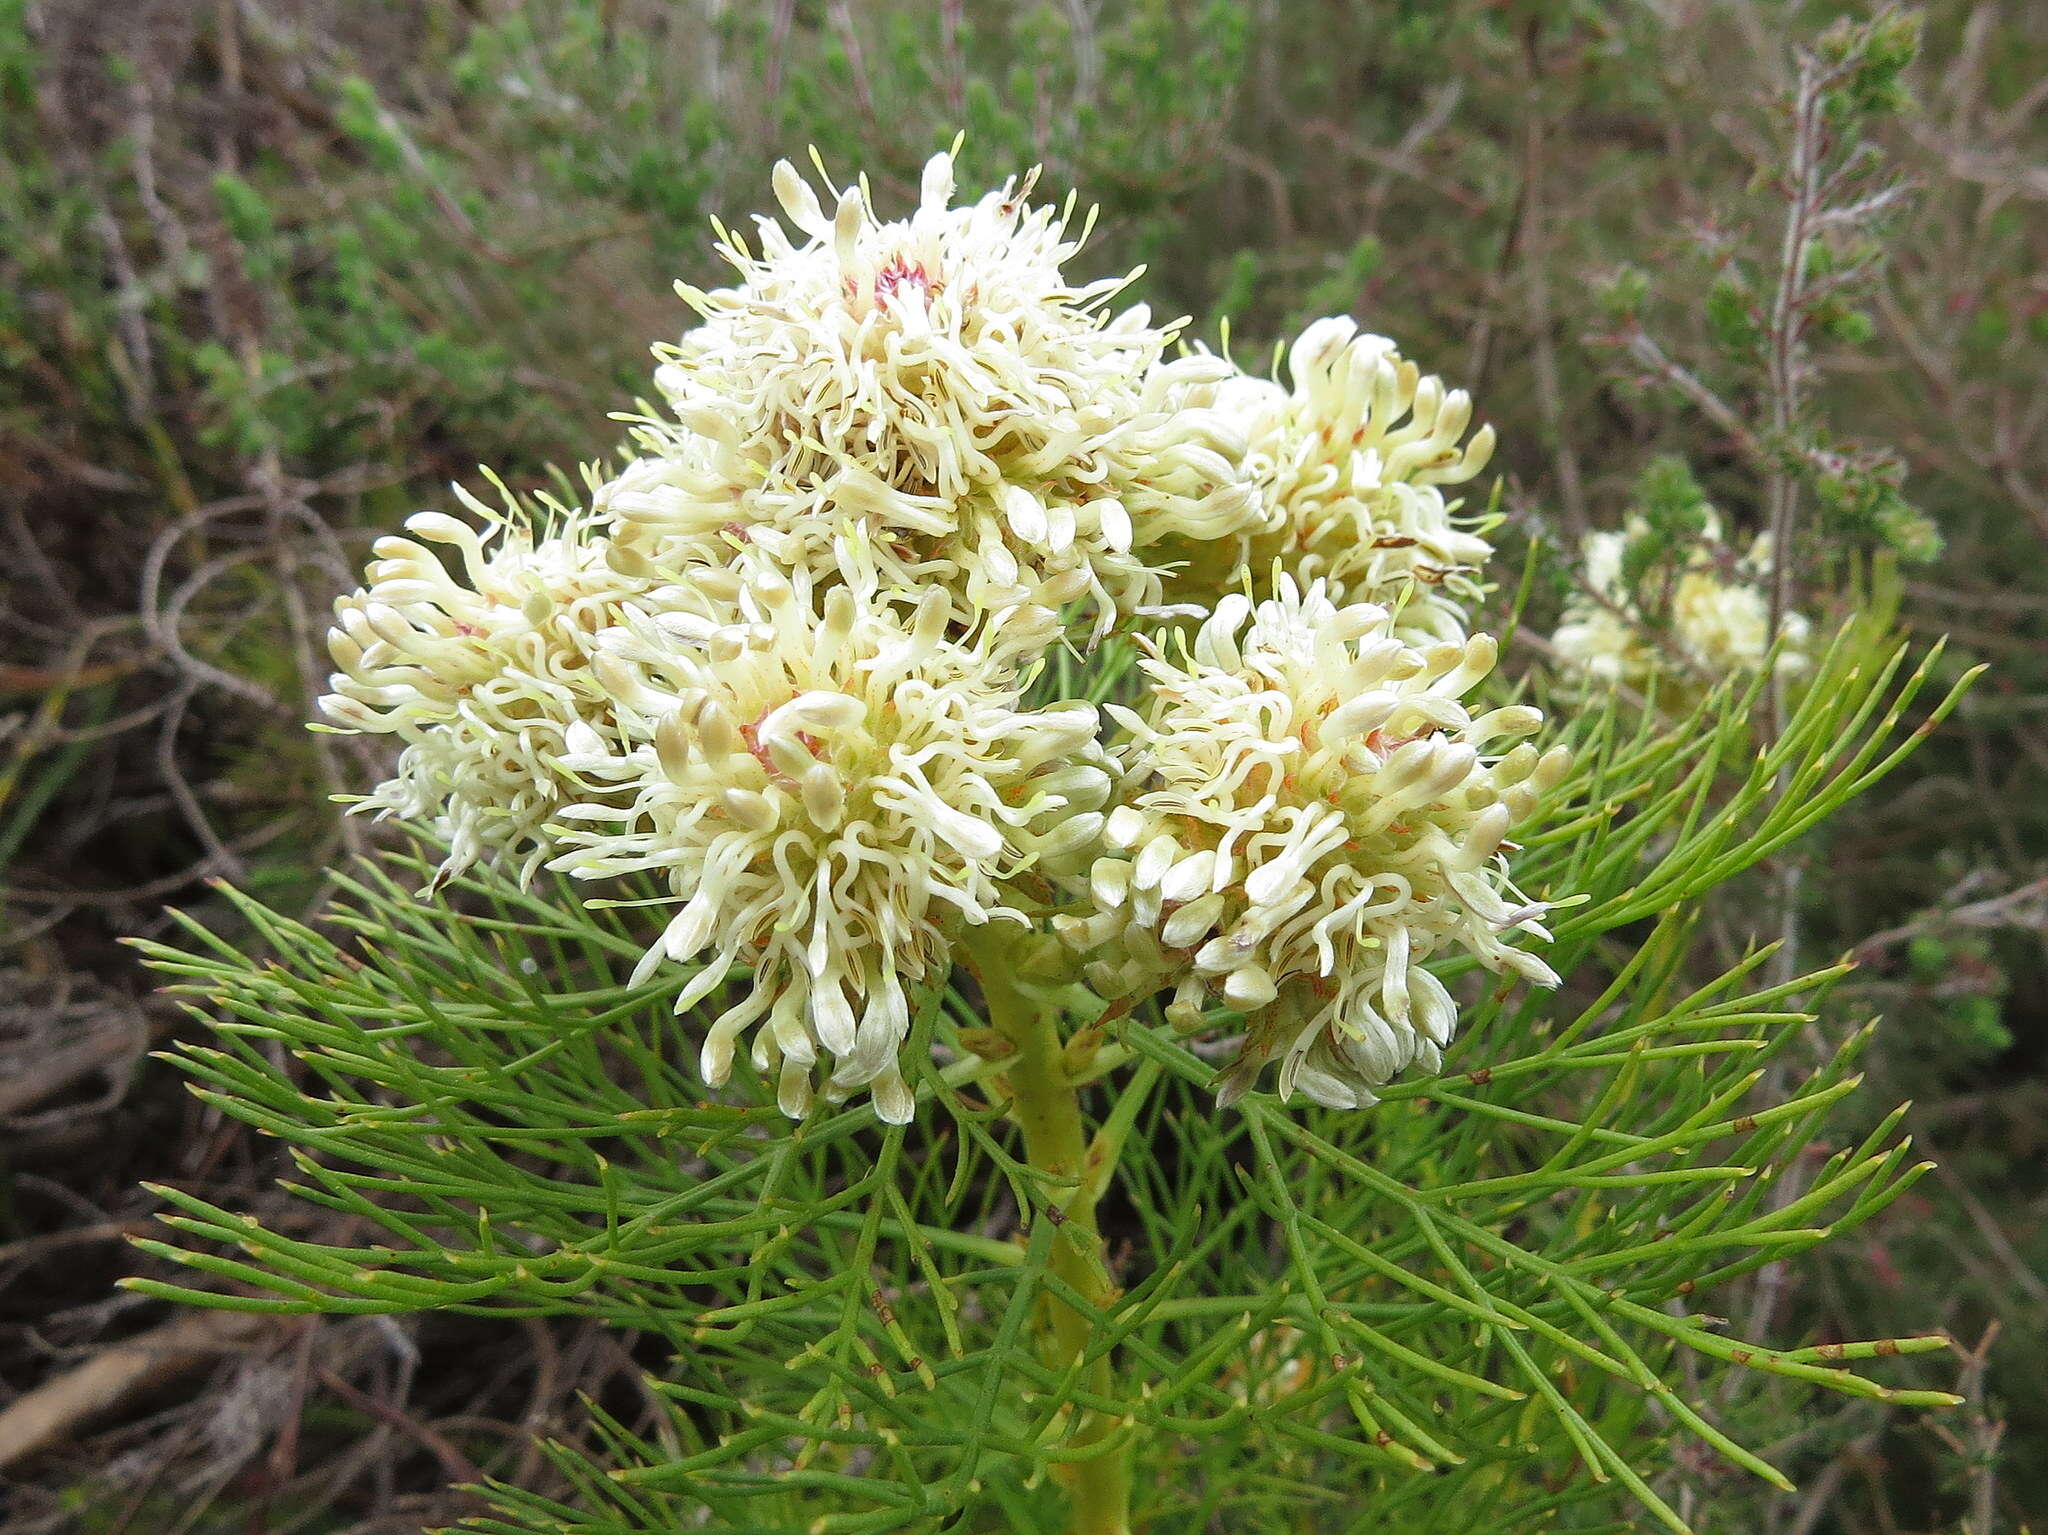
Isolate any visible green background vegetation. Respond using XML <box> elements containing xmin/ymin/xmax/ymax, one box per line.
<box><xmin>0</xmin><ymin>2</ymin><xmax>2039</xmax><ymax>1531</ymax></box>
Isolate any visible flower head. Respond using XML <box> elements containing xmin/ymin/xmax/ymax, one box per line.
<box><xmin>1551</xmin><ymin>510</ymin><xmax>1811</xmax><ymax>697</ymax></box>
<box><xmin>599</xmin><ymin>152</ymin><xmax>1259</xmax><ymax>636</ymax></box>
<box><xmin>317</xmin><ymin>504</ymin><xmax>716</xmax><ymax>884</ymax></box>
<box><xmin>1168</xmin><ymin>318</ymin><xmax>1498</xmax><ymax>641</ymax></box>
<box><xmin>1064</xmin><ymin>578</ymin><xmax>1568</xmax><ymax>1108</ymax></box>
<box><xmin>316</xmin><ymin>152</ymin><xmax>1570</xmax><ymax>1126</ymax></box>
<box><xmin>545</xmin><ymin>567</ymin><xmax>1102</xmax><ymax>1122</ymax></box>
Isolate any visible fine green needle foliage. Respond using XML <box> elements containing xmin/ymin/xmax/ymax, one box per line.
<box><xmin>132</xmin><ymin>618</ymin><xmax>1972</xmax><ymax>1534</ymax></box>
<box><xmin>9</xmin><ymin>2</ymin><xmax>2038</xmax><ymax>1528</ymax></box>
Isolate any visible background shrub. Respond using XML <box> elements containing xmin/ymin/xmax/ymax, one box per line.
<box><xmin>1</xmin><ymin>3</ymin><xmax>2038</xmax><ymax>1530</ymax></box>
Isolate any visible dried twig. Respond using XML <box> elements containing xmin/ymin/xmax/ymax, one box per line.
<box><xmin>0</xmin><ymin>1309</ymin><xmax>277</xmax><ymax>1471</ymax></box>
<box><xmin>1852</xmin><ymin>874</ymin><xmax>2048</xmax><ymax>961</ymax></box>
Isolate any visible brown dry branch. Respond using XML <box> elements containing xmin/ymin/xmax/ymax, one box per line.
<box><xmin>0</xmin><ymin>1309</ymin><xmax>279</xmax><ymax>1472</ymax></box>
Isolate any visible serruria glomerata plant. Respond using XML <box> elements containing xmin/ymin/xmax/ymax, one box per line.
<box><xmin>134</xmin><ymin>145</ymin><xmax>1968</xmax><ymax>1535</ymax></box>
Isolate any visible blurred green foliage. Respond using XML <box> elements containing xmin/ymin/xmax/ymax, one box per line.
<box><xmin>2</xmin><ymin>2</ymin><xmax>2042</xmax><ymax>1531</ymax></box>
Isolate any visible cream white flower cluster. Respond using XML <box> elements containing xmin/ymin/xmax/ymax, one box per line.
<box><xmin>1551</xmin><ymin>510</ymin><xmax>1811</xmax><ymax>698</ymax></box>
<box><xmin>319</xmin><ymin>150</ymin><xmax>1568</xmax><ymax>1119</ymax></box>
<box><xmin>319</xmin><ymin>503</ymin><xmax>718</xmax><ymax>885</ymax></box>
<box><xmin>547</xmin><ymin>575</ymin><xmax>1102</xmax><ymax>1120</ymax></box>
<box><xmin>1165</xmin><ymin>318</ymin><xmax>1499</xmax><ymax>641</ymax></box>
<box><xmin>1059</xmin><ymin>578</ymin><xmax>1569</xmax><ymax>1108</ymax></box>
<box><xmin>596</xmin><ymin>152</ymin><xmax>1258</xmax><ymax>641</ymax></box>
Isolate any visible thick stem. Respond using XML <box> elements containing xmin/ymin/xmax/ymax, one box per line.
<box><xmin>966</xmin><ymin>930</ymin><xmax>1131</xmax><ymax>1535</ymax></box>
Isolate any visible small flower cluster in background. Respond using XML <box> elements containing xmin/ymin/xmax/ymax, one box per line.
<box><xmin>321</xmin><ymin>149</ymin><xmax>1558</xmax><ymax>1119</ymax></box>
<box><xmin>1549</xmin><ymin>457</ymin><xmax>1812</xmax><ymax>702</ymax></box>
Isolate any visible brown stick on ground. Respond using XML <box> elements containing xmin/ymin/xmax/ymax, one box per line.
<box><xmin>0</xmin><ymin>1023</ymin><xmax>144</xmax><ymax>1122</ymax></box>
<box><xmin>0</xmin><ymin>1309</ymin><xmax>276</xmax><ymax>1470</ymax></box>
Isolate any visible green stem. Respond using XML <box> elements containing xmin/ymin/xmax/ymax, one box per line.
<box><xmin>965</xmin><ymin>929</ymin><xmax>1133</xmax><ymax>1535</ymax></box>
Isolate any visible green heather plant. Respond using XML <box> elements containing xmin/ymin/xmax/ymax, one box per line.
<box><xmin>127</xmin><ymin>137</ymin><xmax>1973</xmax><ymax>1535</ymax></box>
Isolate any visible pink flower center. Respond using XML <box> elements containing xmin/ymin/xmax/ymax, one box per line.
<box><xmin>873</xmin><ymin>258</ymin><xmax>933</xmax><ymax>308</ymax></box>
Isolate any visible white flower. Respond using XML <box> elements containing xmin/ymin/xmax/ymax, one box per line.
<box><xmin>1170</xmin><ymin>318</ymin><xmax>1498</xmax><ymax>641</ymax></box>
<box><xmin>314</xmin><ymin>156</ymin><xmax>1568</xmax><ymax>1125</ymax></box>
<box><xmin>1548</xmin><ymin>603</ymin><xmax>1640</xmax><ymax>687</ymax></box>
<box><xmin>1064</xmin><ymin>577</ymin><xmax>1570</xmax><ymax>1108</ymax></box>
<box><xmin>544</xmin><ymin>566</ymin><xmax>1102</xmax><ymax>1122</ymax></box>
<box><xmin>1551</xmin><ymin>511</ymin><xmax>1811</xmax><ymax>697</ymax></box>
<box><xmin>599</xmin><ymin>152</ymin><xmax>1260</xmax><ymax>637</ymax></box>
<box><xmin>1581</xmin><ymin>528</ymin><xmax>1627</xmax><ymax>595</ymax></box>
<box><xmin>1670</xmin><ymin>571</ymin><xmax>1778</xmax><ymax>670</ymax></box>
<box><xmin>317</xmin><ymin>504</ymin><xmax>717</xmax><ymax>884</ymax></box>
